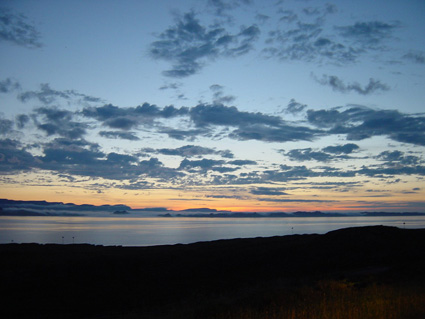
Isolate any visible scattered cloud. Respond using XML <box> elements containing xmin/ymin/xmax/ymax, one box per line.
<box><xmin>284</xmin><ymin>148</ymin><xmax>332</xmax><ymax>162</ymax></box>
<box><xmin>322</xmin><ymin>143</ymin><xmax>359</xmax><ymax>154</ymax></box>
<box><xmin>314</xmin><ymin>74</ymin><xmax>390</xmax><ymax>95</ymax></box>
<box><xmin>99</xmin><ymin>131</ymin><xmax>140</xmax><ymax>141</ymax></box>
<box><xmin>250</xmin><ymin>187</ymin><xmax>289</xmax><ymax>196</ymax></box>
<box><xmin>18</xmin><ymin>83</ymin><xmax>103</xmax><ymax>105</ymax></box>
<box><xmin>142</xmin><ymin>144</ymin><xmax>234</xmax><ymax>158</ymax></box>
<box><xmin>284</xmin><ymin>98</ymin><xmax>307</xmax><ymax>115</ymax></box>
<box><xmin>0</xmin><ymin>78</ymin><xmax>21</xmax><ymax>93</ymax></box>
<box><xmin>307</xmin><ymin>106</ymin><xmax>425</xmax><ymax>146</ymax></box>
<box><xmin>149</xmin><ymin>11</ymin><xmax>260</xmax><ymax>77</ymax></box>
<box><xmin>335</xmin><ymin>21</ymin><xmax>400</xmax><ymax>48</ymax></box>
<box><xmin>0</xmin><ymin>9</ymin><xmax>43</xmax><ymax>48</ymax></box>
<box><xmin>210</xmin><ymin>84</ymin><xmax>236</xmax><ymax>104</ymax></box>
<box><xmin>33</xmin><ymin>106</ymin><xmax>88</xmax><ymax>139</ymax></box>
<box><xmin>207</xmin><ymin>0</ymin><xmax>252</xmax><ymax>17</ymax></box>
<box><xmin>403</xmin><ymin>51</ymin><xmax>425</xmax><ymax>64</ymax></box>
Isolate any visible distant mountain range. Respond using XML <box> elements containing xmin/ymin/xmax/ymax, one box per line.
<box><xmin>1</xmin><ymin>199</ymin><xmax>424</xmax><ymax>217</ymax></box>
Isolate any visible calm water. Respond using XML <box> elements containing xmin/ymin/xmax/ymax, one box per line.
<box><xmin>1</xmin><ymin>216</ymin><xmax>424</xmax><ymax>246</ymax></box>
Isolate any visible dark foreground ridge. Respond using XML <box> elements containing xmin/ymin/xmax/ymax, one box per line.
<box><xmin>2</xmin><ymin>226</ymin><xmax>425</xmax><ymax>319</ymax></box>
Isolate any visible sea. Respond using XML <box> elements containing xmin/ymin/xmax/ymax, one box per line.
<box><xmin>1</xmin><ymin>215</ymin><xmax>425</xmax><ymax>246</ymax></box>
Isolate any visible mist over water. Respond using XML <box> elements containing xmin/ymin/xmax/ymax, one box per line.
<box><xmin>1</xmin><ymin>216</ymin><xmax>425</xmax><ymax>246</ymax></box>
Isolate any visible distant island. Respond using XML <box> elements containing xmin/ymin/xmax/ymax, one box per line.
<box><xmin>1</xmin><ymin>199</ymin><xmax>425</xmax><ymax>217</ymax></box>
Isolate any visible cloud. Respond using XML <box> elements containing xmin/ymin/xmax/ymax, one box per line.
<box><xmin>0</xmin><ymin>138</ymin><xmax>37</xmax><ymax>173</ymax></box>
<box><xmin>285</xmin><ymin>148</ymin><xmax>332</xmax><ymax>162</ymax></box>
<box><xmin>82</xmin><ymin>103</ymin><xmax>189</xmax><ymax>130</ymax></box>
<box><xmin>376</xmin><ymin>150</ymin><xmax>422</xmax><ymax>166</ymax></box>
<box><xmin>0</xmin><ymin>78</ymin><xmax>21</xmax><ymax>93</ymax></box>
<box><xmin>190</xmin><ymin>103</ymin><xmax>281</xmax><ymax>127</ymax></box>
<box><xmin>282</xmin><ymin>143</ymin><xmax>360</xmax><ymax>162</ymax></box>
<box><xmin>15</xmin><ymin>114</ymin><xmax>30</xmax><ymax>129</ymax></box>
<box><xmin>35</xmin><ymin>138</ymin><xmax>183</xmax><ymax>181</ymax></box>
<box><xmin>0</xmin><ymin>9</ymin><xmax>43</xmax><ymax>48</ymax></box>
<box><xmin>284</xmin><ymin>99</ymin><xmax>307</xmax><ymax>114</ymax></box>
<box><xmin>149</xmin><ymin>12</ymin><xmax>259</xmax><ymax>77</ymax></box>
<box><xmin>158</xmin><ymin>127</ymin><xmax>210</xmax><ymax>141</ymax></box>
<box><xmin>264</xmin><ymin>15</ymin><xmax>358</xmax><ymax>64</ymax></box>
<box><xmin>227</xmin><ymin>159</ymin><xmax>257</xmax><ymax>166</ymax></box>
<box><xmin>18</xmin><ymin>83</ymin><xmax>102</xmax><ymax>105</ymax></box>
<box><xmin>179</xmin><ymin>158</ymin><xmax>230</xmax><ymax>172</ymax></box>
<box><xmin>307</xmin><ymin>106</ymin><xmax>425</xmax><ymax>146</ymax></box>
<box><xmin>403</xmin><ymin>51</ymin><xmax>425</xmax><ymax>64</ymax></box>
<box><xmin>33</xmin><ymin>106</ymin><xmax>87</xmax><ymax>139</ymax></box>
<box><xmin>265</xmin><ymin>10</ymin><xmax>400</xmax><ymax>65</ymax></box>
<box><xmin>314</xmin><ymin>74</ymin><xmax>389</xmax><ymax>95</ymax></box>
<box><xmin>250</xmin><ymin>187</ymin><xmax>289</xmax><ymax>196</ymax></box>
<box><xmin>99</xmin><ymin>131</ymin><xmax>140</xmax><ymax>141</ymax></box>
<box><xmin>230</xmin><ymin>123</ymin><xmax>320</xmax><ymax>143</ymax></box>
<box><xmin>210</xmin><ymin>84</ymin><xmax>235</xmax><ymax>104</ymax></box>
<box><xmin>335</xmin><ymin>21</ymin><xmax>400</xmax><ymax>47</ymax></box>
<box><xmin>143</xmin><ymin>144</ymin><xmax>234</xmax><ymax>158</ymax></box>
<box><xmin>0</xmin><ymin>117</ymin><xmax>14</xmax><ymax>135</ymax></box>
<box><xmin>258</xmin><ymin>198</ymin><xmax>336</xmax><ymax>203</ymax></box>
<box><xmin>322</xmin><ymin>143</ymin><xmax>359</xmax><ymax>154</ymax></box>
<box><xmin>207</xmin><ymin>0</ymin><xmax>252</xmax><ymax>17</ymax></box>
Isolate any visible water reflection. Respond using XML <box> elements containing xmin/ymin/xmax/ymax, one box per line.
<box><xmin>0</xmin><ymin>216</ymin><xmax>424</xmax><ymax>246</ymax></box>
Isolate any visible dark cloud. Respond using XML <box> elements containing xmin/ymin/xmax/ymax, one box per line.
<box><xmin>264</xmin><ymin>17</ymin><xmax>358</xmax><ymax>64</ymax></box>
<box><xmin>285</xmin><ymin>148</ymin><xmax>332</xmax><ymax>162</ymax></box>
<box><xmin>230</xmin><ymin>123</ymin><xmax>320</xmax><ymax>143</ymax></box>
<box><xmin>15</xmin><ymin>114</ymin><xmax>30</xmax><ymax>129</ymax></box>
<box><xmin>283</xmin><ymin>143</ymin><xmax>360</xmax><ymax>162</ymax></box>
<box><xmin>35</xmin><ymin>138</ymin><xmax>182</xmax><ymax>181</ymax></box>
<box><xmin>322</xmin><ymin>143</ymin><xmax>359</xmax><ymax>154</ymax></box>
<box><xmin>158</xmin><ymin>127</ymin><xmax>210</xmax><ymax>141</ymax></box>
<box><xmin>335</xmin><ymin>21</ymin><xmax>400</xmax><ymax>47</ymax></box>
<box><xmin>179</xmin><ymin>158</ymin><xmax>232</xmax><ymax>173</ymax></box>
<box><xmin>284</xmin><ymin>98</ymin><xmax>307</xmax><ymax>114</ymax></box>
<box><xmin>159</xmin><ymin>82</ymin><xmax>181</xmax><ymax>90</ymax></box>
<box><xmin>18</xmin><ymin>83</ymin><xmax>102</xmax><ymax>105</ymax></box>
<box><xmin>250</xmin><ymin>187</ymin><xmax>289</xmax><ymax>196</ymax></box>
<box><xmin>99</xmin><ymin>131</ymin><xmax>140</xmax><ymax>141</ymax></box>
<box><xmin>357</xmin><ymin>165</ymin><xmax>425</xmax><ymax>178</ymax></box>
<box><xmin>376</xmin><ymin>150</ymin><xmax>422</xmax><ymax>166</ymax></box>
<box><xmin>82</xmin><ymin>103</ymin><xmax>189</xmax><ymax>130</ymax></box>
<box><xmin>258</xmin><ymin>198</ymin><xmax>336</xmax><ymax>203</ymax></box>
<box><xmin>143</xmin><ymin>144</ymin><xmax>233</xmax><ymax>158</ymax></box>
<box><xmin>190</xmin><ymin>103</ymin><xmax>281</xmax><ymax>127</ymax></box>
<box><xmin>403</xmin><ymin>51</ymin><xmax>425</xmax><ymax>64</ymax></box>
<box><xmin>210</xmin><ymin>84</ymin><xmax>235</xmax><ymax>104</ymax></box>
<box><xmin>265</xmin><ymin>11</ymin><xmax>400</xmax><ymax>65</ymax></box>
<box><xmin>0</xmin><ymin>78</ymin><xmax>20</xmax><ymax>93</ymax></box>
<box><xmin>0</xmin><ymin>138</ymin><xmax>36</xmax><ymax>173</ymax></box>
<box><xmin>85</xmin><ymin>102</ymin><xmax>320</xmax><ymax>143</ymax></box>
<box><xmin>207</xmin><ymin>0</ymin><xmax>252</xmax><ymax>17</ymax></box>
<box><xmin>34</xmin><ymin>106</ymin><xmax>87</xmax><ymax>139</ymax></box>
<box><xmin>149</xmin><ymin>12</ymin><xmax>259</xmax><ymax>77</ymax></box>
<box><xmin>277</xmin><ymin>9</ymin><xmax>298</xmax><ymax>23</ymax></box>
<box><xmin>315</xmin><ymin>74</ymin><xmax>389</xmax><ymax>95</ymax></box>
<box><xmin>0</xmin><ymin>117</ymin><xmax>13</xmax><ymax>135</ymax></box>
<box><xmin>227</xmin><ymin>159</ymin><xmax>257</xmax><ymax>166</ymax></box>
<box><xmin>0</xmin><ymin>9</ymin><xmax>43</xmax><ymax>48</ymax></box>
<box><xmin>307</xmin><ymin>106</ymin><xmax>425</xmax><ymax>146</ymax></box>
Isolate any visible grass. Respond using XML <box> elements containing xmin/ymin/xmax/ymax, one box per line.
<box><xmin>206</xmin><ymin>280</ymin><xmax>425</xmax><ymax>319</ymax></box>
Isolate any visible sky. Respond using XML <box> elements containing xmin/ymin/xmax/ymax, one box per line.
<box><xmin>1</xmin><ymin>0</ymin><xmax>425</xmax><ymax>213</ymax></box>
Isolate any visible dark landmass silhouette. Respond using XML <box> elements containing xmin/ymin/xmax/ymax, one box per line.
<box><xmin>1</xmin><ymin>199</ymin><xmax>425</xmax><ymax>217</ymax></box>
<box><xmin>1</xmin><ymin>226</ymin><xmax>425</xmax><ymax>319</ymax></box>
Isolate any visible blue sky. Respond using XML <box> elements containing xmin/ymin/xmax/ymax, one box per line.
<box><xmin>1</xmin><ymin>0</ymin><xmax>425</xmax><ymax>212</ymax></box>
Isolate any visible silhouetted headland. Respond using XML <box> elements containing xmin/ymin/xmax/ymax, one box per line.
<box><xmin>2</xmin><ymin>226</ymin><xmax>425</xmax><ymax>318</ymax></box>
